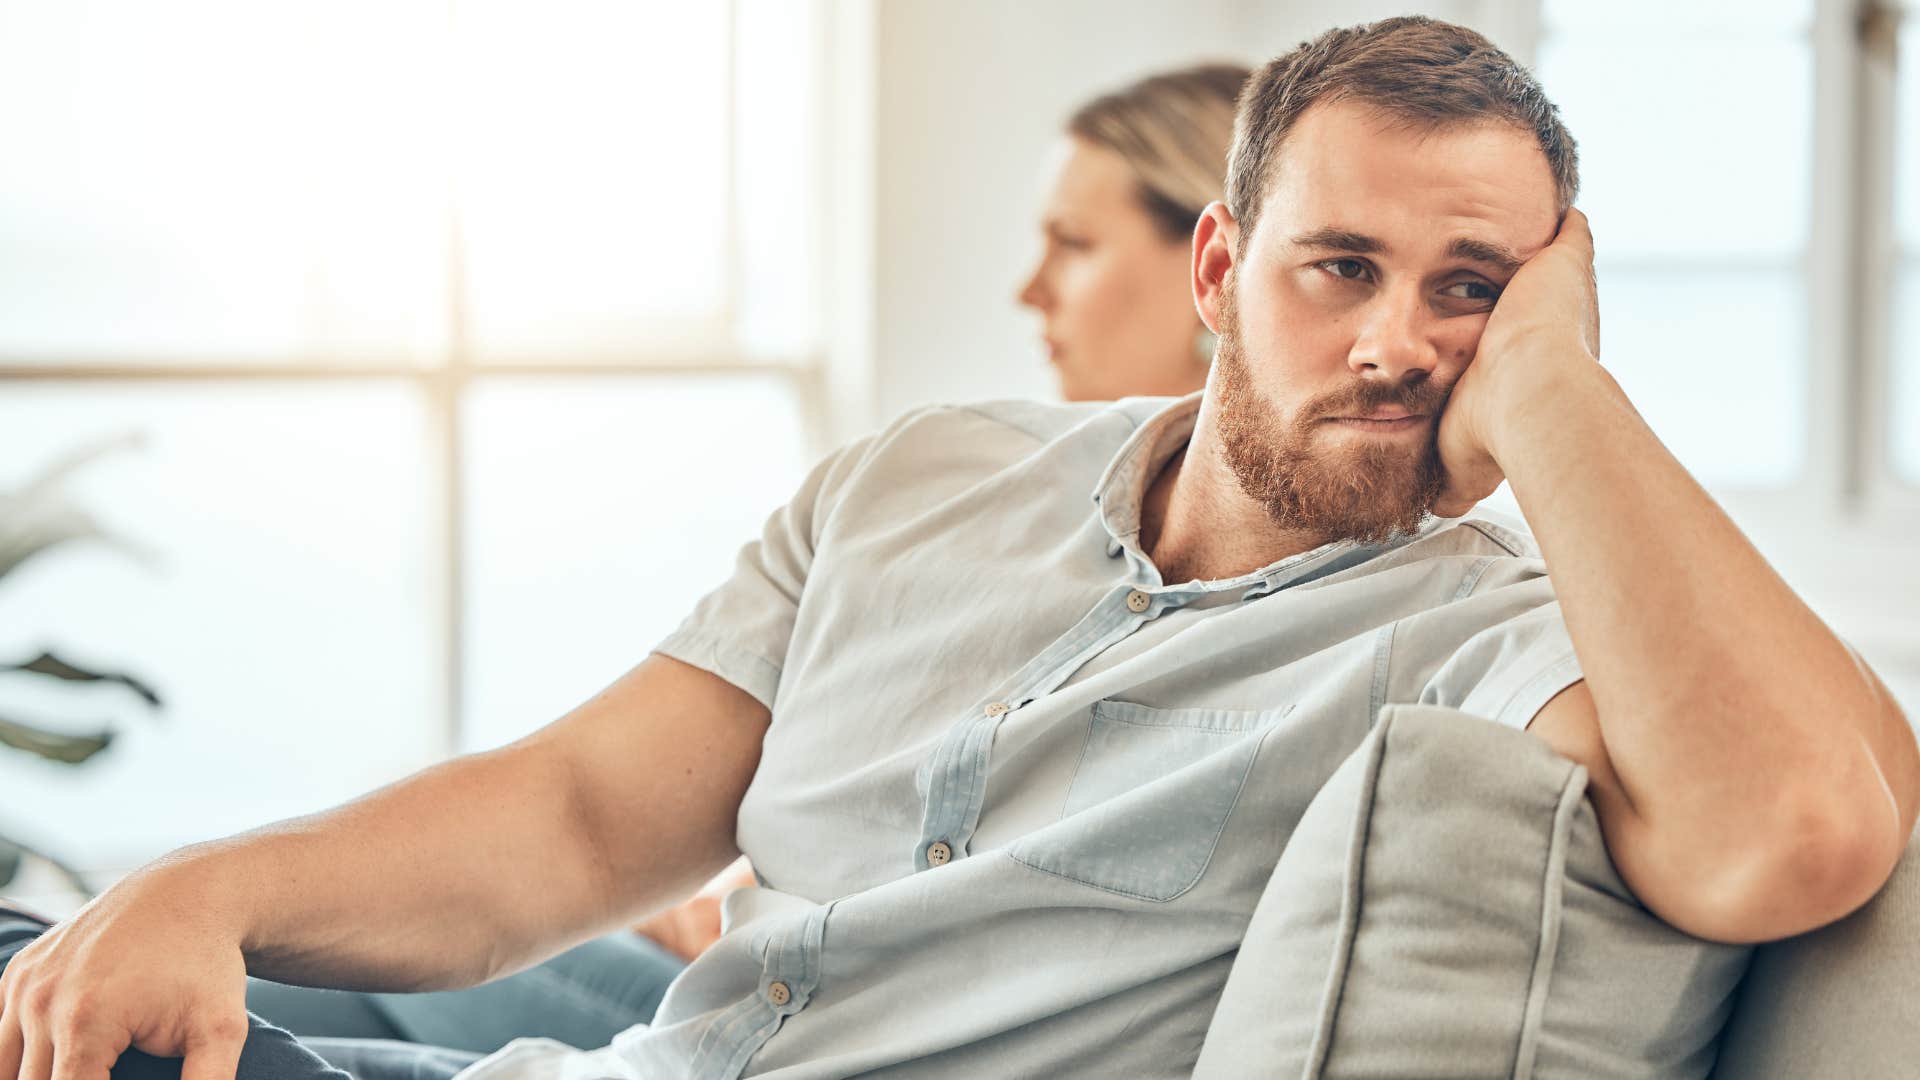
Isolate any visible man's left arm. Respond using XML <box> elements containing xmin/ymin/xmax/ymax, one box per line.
<box><xmin>1436</xmin><ymin>208</ymin><xmax>1920</xmax><ymax>945</ymax></box>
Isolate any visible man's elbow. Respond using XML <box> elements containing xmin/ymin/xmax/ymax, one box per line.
<box><xmin>1683</xmin><ymin>787</ymin><xmax>1907</xmax><ymax>945</ymax></box>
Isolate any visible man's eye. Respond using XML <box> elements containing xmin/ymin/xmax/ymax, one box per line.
<box><xmin>1442</xmin><ymin>280</ymin><xmax>1498</xmax><ymax>301</ymax></box>
<box><xmin>1318</xmin><ymin>258</ymin><xmax>1370</xmax><ymax>281</ymax></box>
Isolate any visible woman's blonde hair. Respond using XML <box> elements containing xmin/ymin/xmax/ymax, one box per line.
<box><xmin>1067</xmin><ymin>63</ymin><xmax>1251</xmax><ymax>243</ymax></box>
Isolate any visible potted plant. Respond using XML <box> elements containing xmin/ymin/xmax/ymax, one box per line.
<box><xmin>0</xmin><ymin>435</ymin><xmax>161</xmax><ymax>897</ymax></box>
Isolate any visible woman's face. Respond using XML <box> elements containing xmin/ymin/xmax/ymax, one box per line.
<box><xmin>1017</xmin><ymin>137</ymin><xmax>1209</xmax><ymax>402</ymax></box>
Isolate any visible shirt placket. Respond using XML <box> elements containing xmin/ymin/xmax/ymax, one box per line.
<box><xmin>912</xmin><ymin>576</ymin><xmax>1208</xmax><ymax>873</ymax></box>
<box><xmin>909</xmin><ymin>531</ymin><xmax>1390</xmax><ymax>874</ymax></box>
<box><xmin>690</xmin><ymin>902</ymin><xmax>833</xmax><ymax>1079</ymax></box>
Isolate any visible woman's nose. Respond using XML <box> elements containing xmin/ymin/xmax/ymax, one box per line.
<box><xmin>1017</xmin><ymin>262</ymin><xmax>1050</xmax><ymax>312</ymax></box>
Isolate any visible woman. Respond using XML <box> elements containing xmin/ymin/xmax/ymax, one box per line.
<box><xmin>238</xmin><ymin>59</ymin><xmax>1250</xmax><ymax>1065</ymax></box>
<box><xmin>1018</xmin><ymin>62</ymin><xmax>1249</xmax><ymax>401</ymax></box>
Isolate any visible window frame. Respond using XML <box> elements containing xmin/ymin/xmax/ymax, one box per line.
<box><xmin>1514</xmin><ymin>0</ymin><xmax>1920</xmax><ymax>687</ymax></box>
<box><xmin>0</xmin><ymin>0</ymin><xmax>840</xmax><ymax>756</ymax></box>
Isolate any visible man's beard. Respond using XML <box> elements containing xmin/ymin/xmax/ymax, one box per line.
<box><xmin>1212</xmin><ymin>276</ymin><xmax>1452</xmax><ymax>545</ymax></box>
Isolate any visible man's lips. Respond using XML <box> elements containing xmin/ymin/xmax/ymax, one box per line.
<box><xmin>1323</xmin><ymin>412</ymin><xmax>1429</xmax><ymax>433</ymax></box>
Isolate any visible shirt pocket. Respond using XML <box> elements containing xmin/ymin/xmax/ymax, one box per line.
<box><xmin>1007</xmin><ymin>698</ymin><xmax>1296</xmax><ymax>903</ymax></box>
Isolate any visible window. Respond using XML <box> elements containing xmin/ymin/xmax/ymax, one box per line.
<box><xmin>0</xmin><ymin>0</ymin><xmax>825</xmax><ymax>874</ymax></box>
<box><xmin>1536</xmin><ymin>0</ymin><xmax>1815</xmax><ymax>489</ymax></box>
<box><xmin>1892</xmin><ymin>1</ymin><xmax>1920</xmax><ymax>482</ymax></box>
<box><xmin>1485</xmin><ymin>0</ymin><xmax>1918</xmax><ymax>712</ymax></box>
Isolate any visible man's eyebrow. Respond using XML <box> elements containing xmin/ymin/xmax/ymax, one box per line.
<box><xmin>1289</xmin><ymin>228</ymin><xmax>1526</xmax><ymax>275</ymax></box>
<box><xmin>1290</xmin><ymin>227</ymin><xmax>1385</xmax><ymax>254</ymax></box>
<box><xmin>1446</xmin><ymin>237</ymin><xmax>1524</xmax><ymax>275</ymax></box>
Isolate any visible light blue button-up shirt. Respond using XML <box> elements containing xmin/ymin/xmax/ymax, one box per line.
<box><xmin>456</xmin><ymin>391</ymin><xmax>1585</xmax><ymax>1079</ymax></box>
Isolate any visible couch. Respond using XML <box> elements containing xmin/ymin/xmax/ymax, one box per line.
<box><xmin>1193</xmin><ymin>703</ymin><xmax>1918</xmax><ymax>1078</ymax></box>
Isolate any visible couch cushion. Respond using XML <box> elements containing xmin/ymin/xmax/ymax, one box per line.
<box><xmin>1709</xmin><ymin>821</ymin><xmax>1920</xmax><ymax>1078</ymax></box>
<box><xmin>1194</xmin><ymin>703</ymin><xmax>1751</xmax><ymax>1079</ymax></box>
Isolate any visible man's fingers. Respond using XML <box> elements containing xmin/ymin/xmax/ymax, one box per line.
<box><xmin>1552</xmin><ymin>207</ymin><xmax>1601</xmax><ymax>357</ymax></box>
<box><xmin>0</xmin><ymin>1016</ymin><xmax>25</xmax><ymax>1080</ymax></box>
<box><xmin>20</xmin><ymin>1028</ymin><xmax>53</xmax><ymax>1080</ymax></box>
<box><xmin>49</xmin><ymin>1035</ymin><xmax>116</xmax><ymax>1080</ymax></box>
<box><xmin>1557</xmin><ymin>206</ymin><xmax>1593</xmax><ymax>258</ymax></box>
<box><xmin>178</xmin><ymin>1021</ymin><xmax>248</xmax><ymax>1080</ymax></box>
<box><xmin>1431</xmin><ymin>477</ymin><xmax>1485</xmax><ymax>518</ymax></box>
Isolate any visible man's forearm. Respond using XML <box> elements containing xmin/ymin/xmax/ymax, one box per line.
<box><xmin>1496</xmin><ymin>359</ymin><xmax>1920</xmax><ymax>886</ymax></box>
<box><xmin>145</xmin><ymin>738</ymin><xmax>618</xmax><ymax>994</ymax></box>
<box><xmin>0</xmin><ymin>656</ymin><xmax>758</xmax><ymax>1080</ymax></box>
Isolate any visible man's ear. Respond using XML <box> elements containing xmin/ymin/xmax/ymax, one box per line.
<box><xmin>1191</xmin><ymin>201</ymin><xmax>1238</xmax><ymax>334</ymax></box>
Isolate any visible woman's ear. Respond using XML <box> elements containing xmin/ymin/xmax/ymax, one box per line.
<box><xmin>1190</xmin><ymin>201</ymin><xmax>1238</xmax><ymax>334</ymax></box>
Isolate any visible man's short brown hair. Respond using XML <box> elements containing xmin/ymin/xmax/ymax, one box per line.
<box><xmin>1225</xmin><ymin>16</ymin><xmax>1579</xmax><ymax>247</ymax></box>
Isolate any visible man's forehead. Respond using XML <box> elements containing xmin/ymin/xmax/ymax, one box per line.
<box><xmin>1258</xmin><ymin>100</ymin><xmax>1561</xmax><ymax>258</ymax></box>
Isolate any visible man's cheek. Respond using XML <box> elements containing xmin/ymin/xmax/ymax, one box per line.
<box><xmin>1449</xmin><ymin>324</ymin><xmax>1485</xmax><ymax>372</ymax></box>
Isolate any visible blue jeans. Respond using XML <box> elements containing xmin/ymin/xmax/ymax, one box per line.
<box><xmin>0</xmin><ymin>916</ymin><xmax>681</xmax><ymax>1079</ymax></box>
<box><xmin>244</xmin><ymin>931</ymin><xmax>683</xmax><ymax>1053</ymax></box>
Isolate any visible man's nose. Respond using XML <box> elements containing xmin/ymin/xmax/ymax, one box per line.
<box><xmin>1346</xmin><ymin>285</ymin><xmax>1438</xmax><ymax>383</ymax></box>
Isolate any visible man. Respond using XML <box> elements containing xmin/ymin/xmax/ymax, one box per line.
<box><xmin>3</xmin><ymin>16</ymin><xmax>1916</xmax><ymax>1080</ymax></box>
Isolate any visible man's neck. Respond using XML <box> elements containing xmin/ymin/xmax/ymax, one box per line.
<box><xmin>1139</xmin><ymin>397</ymin><xmax>1329</xmax><ymax>585</ymax></box>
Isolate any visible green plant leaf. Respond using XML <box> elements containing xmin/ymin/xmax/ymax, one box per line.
<box><xmin>3</xmin><ymin>652</ymin><xmax>161</xmax><ymax>708</ymax></box>
<box><xmin>0</xmin><ymin>831</ymin><xmax>96</xmax><ymax>899</ymax></box>
<box><xmin>0</xmin><ymin>430</ymin><xmax>154</xmax><ymax>583</ymax></box>
<box><xmin>0</xmin><ymin>495</ymin><xmax>109</xmax><ymax>581</ymax></box>
<box><xmin>18</xmin><ymin>431</ymin><xmax>145</xmax><ymax>501</ymax></box>
<box><xmin>0</xmin><ymin>714</ymin><xmax>113</xmax><ymax>765</ymax></box>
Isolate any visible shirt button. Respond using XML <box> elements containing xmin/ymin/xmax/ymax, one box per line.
<box><xmin>766</xmin><ymin>980</ymin><xmax>792</xmax><ymax>1007</ymax></box>
<box><xmin>983</xmin><ymin>701</ymin><xmax>1010</xmax><ymax>717</ymax></box>
<box><xmin>926</xmin><ymin>840</ymin><xmax>953</xmax><ymax>866</ymax></box>
<box><xmin>1125</xmin><ymin>589</ymin><xmax>1152</xmax><ymax>613</ymax></box>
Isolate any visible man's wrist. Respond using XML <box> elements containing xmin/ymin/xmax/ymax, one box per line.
<box><xmin>1481</xmin><ymin>350</ymin><xmax>1624</xmax><ymax>468</ymax></box>
<box><xmin>139</xmin><ymin>838</ymin><xmax>270</xmax><ymax>949</ymax></box>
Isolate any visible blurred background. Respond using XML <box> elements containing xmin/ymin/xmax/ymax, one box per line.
<box><xmin>1</xmin><ymin>0</ymin><xmax>1917</xmax><ymax>907</ymax></box>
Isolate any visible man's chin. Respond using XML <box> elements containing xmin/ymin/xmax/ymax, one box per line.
<box><xmin>1272</xmin><ymin>461</ymin><xmax>1442</xmax><ymax>543</ymax></box>
<box><xmin>1298</xmin><ymin>507</ymin><xmax>1433</xmax><ymax>545</ymax></box>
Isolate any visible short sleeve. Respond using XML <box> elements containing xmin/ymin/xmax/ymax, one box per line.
<box><xmin>649</xmin><ymin>435</ymin><xmax>874</xmax><ymax>711</ymax></box>
<box><xmin>1419</xmin><ymin>596</ymin><xmax>1586</xmax><ymax>731</ymax></box>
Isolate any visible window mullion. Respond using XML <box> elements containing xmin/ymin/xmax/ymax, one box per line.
<box><xmin>1805</xmin><ymin>0</ymin><xmax>1870</xmax><ymax>514</ymax></box>
<box><xmin>1858</xmin><ymin>2</ymin><xmax>1920</xmax><ymax>511</ymax></box>
<box><xmin>443</xmin><ymin>40</ymin><xmax>471</xmax><ymax>756</ymax></box>
<box><xmin>1852</xmin><ymin>1</ymin><xmax>1914</xmax><ymax>512</ymax></box>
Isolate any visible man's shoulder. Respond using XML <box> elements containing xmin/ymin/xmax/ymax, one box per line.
<box><xmin>1345</xmin><ymin>507</ymin><xmax>1552</xmax><ymax>593</ymax></box>
<box><xmin>1421</xmin><ymin>508</ymin><xmax>1542</xmax><ymax>560</ymax></box>
<box><xmin>810</xmin><ymin>396</ymin><xmax>1163</xmax><ymax>529</ymax></box>
<box><xmin>890</xmin><ymin>395</ymin><xmax>1166</xmax><ymax>447</ymax></box>
<box><xmin>840</xmin><ymin>395</ymin><xmax>1167</xmax><ymax>483</ymax></box>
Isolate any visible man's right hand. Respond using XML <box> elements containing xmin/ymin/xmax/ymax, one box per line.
<box><xmin>0</xmin><ymin>862</ymin><xmax>250</xmax><ymax>1080</ymax></box>
<box><xmin>0</xmin><ymin>651</ymin><xmax>770</xmax><ymax>1080</ymax></box>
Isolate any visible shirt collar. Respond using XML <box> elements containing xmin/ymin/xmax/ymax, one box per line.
<box><xmin>1090</xmin><ymin>391</ymin><xmax>1203</xmax><ymax>549</ymax></box>
<box><xmin>1090</xmin><ymin>391</ymin><xmax>1426</xmax><ymax>596</ymax></box>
